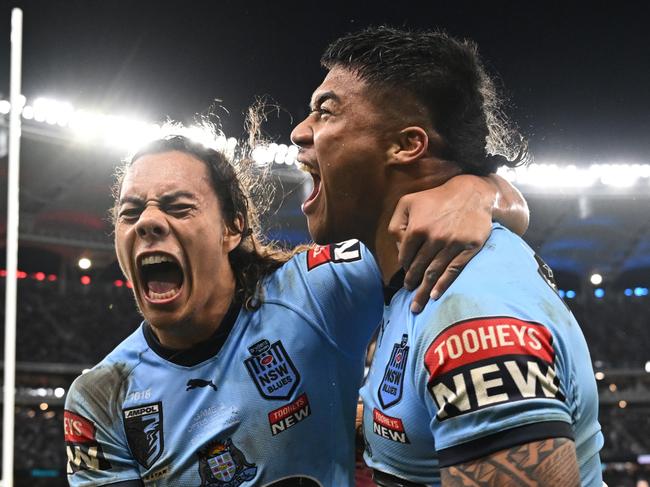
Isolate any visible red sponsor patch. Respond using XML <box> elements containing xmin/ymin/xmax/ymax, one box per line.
<box><xmin>269</xmin><ymin>393</ymin><xmax>309</xmax><ymax>423</ymax></box>
<box><xmin>425</xmin><ymin>317</ymin><xmax>554</xmax><ymax>379</ymax></box>
<box><xmin>373</xmin><ymin>409</ymin><xmax>405</xmax><ymax>433</ymax></box>
<box><xmin>306</xmin><ymin>245</ymin><xmax>332</xmax><ymax>270</ymax></box>
<box><xmin>372</xmin><ymin>408</ymin><xmax>410</xmax><ymax>443</ymax></box>
<box><xmin>268</xmin><ymin>393</ymin><xmax>311</xmax><ymax>435</ymax></box>
<box><xmin>64</xmin><ymin>410</ymin><xmax>96</xmax><ymax>444</ymax></box>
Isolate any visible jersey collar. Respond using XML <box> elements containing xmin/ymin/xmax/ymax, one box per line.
<box><xmin>143</xmin><ymin>300</ymin><xmax>242</xmax><ymax>367</ymax></box>
<box><xmin>383</xmin><ymin>268</ymin><xmax>406</xmax><ymax>305</ymax></box>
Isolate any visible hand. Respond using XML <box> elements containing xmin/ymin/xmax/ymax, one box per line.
<box><xmin>388</xmin><ymin>175</ymin><xmax>496</xmax><ymax>313</ymax></box>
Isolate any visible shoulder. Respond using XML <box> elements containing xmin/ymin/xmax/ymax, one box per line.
<box><xmin>264</xmin><ymin>240</ymin><xmax>381</xmax><ymax>294</ymax></box>
<box><xmin>66</xmin><ymin>326</ymin><xmax>146</xmax><ymax>416</ymax></box>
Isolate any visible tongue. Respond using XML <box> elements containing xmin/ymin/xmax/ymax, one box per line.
<box><xmin>146</xmin><ymin>265</ymin><xmax>183</xmax><ymax>294</ymax></box>
<box><xmin>148</xmin><ymin>280</ymin><xmax>178</xmax><ymax>294</ymax></box>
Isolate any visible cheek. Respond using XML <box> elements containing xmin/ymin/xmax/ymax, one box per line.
<box><xmin>114</xmin><ymin>228</ymin><xmax>133</xmax><ymax>276</ymax></box>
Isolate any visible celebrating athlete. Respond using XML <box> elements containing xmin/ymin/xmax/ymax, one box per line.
<box><xmin>63</xmin><ymin>127</ymin><xmax>526</xmax><ymax>486</ymax></box>
<box><xmin>291</xmin><ymin>26</ymin><xmax>604</xmax><ymax>486</ymax></box>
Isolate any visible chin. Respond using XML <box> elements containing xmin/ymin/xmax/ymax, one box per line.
<box><xmin>308</xmin><ymin>220</ymin><xmax>346</xmax><ymax>246</ymax></box>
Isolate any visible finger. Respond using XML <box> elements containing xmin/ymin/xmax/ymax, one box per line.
<box><xmin>429</xmin><ymin>249</ymin><xmax>480</xmax><ymax>300</ymax></box>
<box><xmin>410</xmin><ymin>242</ymin><xmax>471</xmax><ymax>312</ymax></box>
<box><xmin>403</xmin><ymin>240</ymin><xmax>445</xmax><ymax>290</ymax></box>
<box><xmin>409</xmin><ymin>249</ymin><xmax>454</xmax><ymax>312</ymax></box>
<box><xmin>410</xmin><ymin>278</ymin><xmax>434</xmax><ymax>314</ymax></box>
<box><xmin>389</xmin><ymin>200</ymin><xmax>424</xmax><ymax>270</ymax></box>
<box><xmin>387</xmin><ymin>195</ymin><xmax>410</xmax><ymax>238</ymax></box>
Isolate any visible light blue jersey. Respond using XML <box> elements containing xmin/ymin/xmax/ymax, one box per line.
<box><xmin>65</xmin><ymin>241</ymin><xmax>383</xmax><ymax>487</ymax></box>
<box><xmin>361</xmin><ymin>224</ymin><xmax>603</xmax><ymax>487</ymax></box>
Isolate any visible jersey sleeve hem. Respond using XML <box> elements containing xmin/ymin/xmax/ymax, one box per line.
<box><xmin>437</xmin><ymin>420</ymin><xmax>574</xmax><ymax>468</ymax></box>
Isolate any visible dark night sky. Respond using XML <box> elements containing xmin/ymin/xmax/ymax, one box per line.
<box><xmin>1</xmin><ymin>0</ymin><xmax>649</xmax><ymax>163</ymax></box>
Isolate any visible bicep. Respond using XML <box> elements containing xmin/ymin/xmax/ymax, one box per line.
<box><xmin>441</xmin><ymin>437</ymin><xmax>580</xmax><ymax>487</ymax></box>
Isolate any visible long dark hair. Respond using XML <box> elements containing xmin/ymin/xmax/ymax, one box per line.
<box><xmin>112</xmin><ymin>133</ymin><xmax>294</xmax><ymax>310</ymax></box>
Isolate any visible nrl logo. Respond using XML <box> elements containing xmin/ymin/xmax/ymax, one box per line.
<box><xmin>378</xmin><ymin>334</ymin><xmax>409</xmax><ymax>409</ymax></box>
<box><xmin>198</xmin><ymin>438</ymin><xmax>257</xmax><ymax>486</ymax></box>
<box><xmin>123</xmin><ymin>402</ymin><xmax>164</xmax><ymax>469</ymax></box>
<box><xmin>244</xmin><ymin>339</ymin><xmax>300</xmax><ymax>400</ymax></box>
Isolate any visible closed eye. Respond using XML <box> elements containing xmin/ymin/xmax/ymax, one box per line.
<box><xmin>118</xmin><ymin>207</ymin><xmax>142</xmax><ymax>222</ymax></box>
<box><xmin>164</xmin><ymin>203</ymin><xmax>194</xmax><ymax>217</ymax></box>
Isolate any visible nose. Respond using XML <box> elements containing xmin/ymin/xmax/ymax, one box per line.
<box><xmin>290</xmin><ymin>116</ymin><xmax>313</xmax><ymax>148</ymax></box>
<box><xmin>135</xmin><ymin>206</ymin><xmax>170</xmax><ymax>240</ymax></box>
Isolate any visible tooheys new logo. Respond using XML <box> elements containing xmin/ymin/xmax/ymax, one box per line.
<box><xmin>424</xmin><ymin>317</ymin><xmax>565</xmax><ymax>420</ymax></box>
<box><xmin>123</xmin><ymin>402</ymin><xmax>164</xmax><ymax>469</ymax></box>
<box><xmin>245</xmin><ymin>339</ymin><xmax>300</xmax><ymax>400</ymax></box>
<box><xmin>64</xmin><ymin>410</ymin><xmax>112</xmax><ymax>473</ymax></box>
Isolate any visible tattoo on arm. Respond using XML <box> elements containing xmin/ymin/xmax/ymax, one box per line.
<box><xmin>441</xmin><ymin>437</ymin><xmax>580</xmax><ymax>487</ymax></box>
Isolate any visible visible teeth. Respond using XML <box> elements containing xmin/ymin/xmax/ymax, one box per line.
<box><xmin>148</xmin><ymin>288</ymin><xmax>179</xmax><ymax>300</ymax></box>
<box><xmin>141</xmin><ymin>255</ymin><xmax>174</xmax><ymax>266</ymax></box>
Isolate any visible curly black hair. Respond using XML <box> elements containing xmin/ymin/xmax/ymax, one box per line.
<box><xmin>321</xmin><ymin>26</ymin><xmax>528</xmax><ymax>175</ymax></box>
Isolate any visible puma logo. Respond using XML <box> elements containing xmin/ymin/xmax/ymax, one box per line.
<box><xmin>186</xmin><ymin>379</ymin><xmax>217</xmax><ymax>392</ymax></box>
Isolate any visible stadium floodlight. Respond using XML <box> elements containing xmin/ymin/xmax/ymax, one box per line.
<box><xmin>590</xmin><ymin>273</ymin><xmax>603</xmax><ymax>285</ymax></box>
<box><xmin>634</xmin><ymin>287</ymin><xmax>649</xmax><ymax>297</ymax></box>
<box><xmin>645</xmin><ymin>361</ymin><xmax>650</xmax><ymax>373</ymax></box>
<box><xmin>12</xmin><ymin>94</ymin><xmax>650</xmax><ymax>181</ymax></box>
<box><xmin>252</xmin><ymin>145</ymin><xmax>270</xmax><ymax>166</ymax></box>
<box><xmin>0</xmin><ymin>100</ymin><xmax>10</xmax><ymax>115</ymax></box>
<box><xmin>33</xmin><ymin>97</ymin><xmax>74</xmax><ymax>127</ymax></box>
<box><xmin>274</xmin><ymin>144</ymin><xmax>288</xmax><ymax>165</ymax></box>
<box><xmin>594</xmin><ymin>371</ymin><xmax>605</xmax><ymax>380</ymax></box>
<box><xmin>618</xmin><ymin>400</ymin><xmax>627</xmax><ymax>409</ymax></box>
<box><xmin>78</xmin><ymin>257</ymin><xmax>92</xmax><ymax>270</ymax></box>
<box><xmin>54</xmin><ymin>387</ymin><xmax>65</xmax><ymax>398</ymax></box>
<box><xmin>285</xmin><ymin>145</ymin><xmax>299</xmax><ymax>165</ymax></box>
<box><xmin>21</xmin><ymin>104</ymin><xmax>33</xmax><ymax>119</ymax></box>
<box><xmin>498</xmin><ymin>162</ymin><xmax>650</xmax><ymax>189</ymax></box>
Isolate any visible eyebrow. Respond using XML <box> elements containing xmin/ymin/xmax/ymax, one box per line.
<box><xmin>309</xmin><ymin>91</ymin><xmax>340</xmax><ymax>111</ymax></box>
<box><xmin>119</xmin><ymin>190</ymin><xmax>197</xmax><ymax>206</ymax></box>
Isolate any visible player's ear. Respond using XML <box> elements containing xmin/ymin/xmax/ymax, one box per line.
<box><xmin>388</xmin><ymin>126</ymin><xmax>432</xmax><ymax>166</ymax></box>
<box><xmin>223</xmin><ymin>213</ymin><xmax>244</xmax><ymax>253</ymax></box>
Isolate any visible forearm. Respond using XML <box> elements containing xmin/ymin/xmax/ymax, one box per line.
<box><xmin>487</xmin><ymin>173</ymin><xmax>529</xmax><ymax>236</ymax></box>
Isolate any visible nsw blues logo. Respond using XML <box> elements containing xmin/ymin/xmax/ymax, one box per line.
<box><xmin>198</xmin><ymin>438</ymin><xmax>257</xmax><ymax>486</ymax></box>
<box><xmin>123</xmin><ymin>402</ymin><xmax>164</xmax><ymax>469</ymax></box>
<box><xmin>244</xmin><ymin>339</ymin><xmax>300</xmax><ymax>400</ymax></box>
<box><xmin>378</xmin><ymin>334</ymin><xmax>409</xmax><ymax>409</ymax></box>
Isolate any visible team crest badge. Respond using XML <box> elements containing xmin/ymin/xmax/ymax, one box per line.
<box><xmin>198</xmin><ymin>438</ymin><xmax>257</xmax><ymax>486</ymax></box>
<box><xmin>244</xmin><ymin>339</ymin><xmax>300</xmax><ymax>400</ymax></box>
<box><xmin>123</xmin><ymin>402</ymin><xmax>164</xmax><ymax>469</ymax></box>
<box><xmin>378</xmin><ymin>334</ymin><xmax>409</xmax><ymax>409</ymax></box>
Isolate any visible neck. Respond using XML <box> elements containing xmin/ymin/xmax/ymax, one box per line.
<box><xmin>371</xmin><ymin>212</ymin><xmax>403</xmax><ymax>285</ymax></box>
<box><xmin>150</xmin><ymin>269</ymin><xmax>237</xmax><ymax>350</ymax></box>
<box><xmin>367</xmin><ymin>159</ymin><xmax>462</xmax><ymax>285</ymax></box>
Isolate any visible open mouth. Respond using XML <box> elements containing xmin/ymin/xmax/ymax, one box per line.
<box><xmin>139</xmin><ymin>254</ymin><xmax>184</xmax><ymax>302</ymax></box>
<box><xmin>299</xmin><ymin>162</ymin><xmax>322</xmax><ymax>213</ymax></box>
